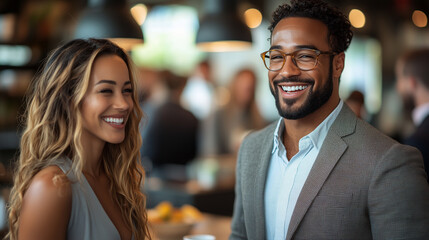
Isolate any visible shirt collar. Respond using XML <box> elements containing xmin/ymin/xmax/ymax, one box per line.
<box><xmin>272</xmin><ymin>100</ymin><xmax>344</xmax><ymax>152</ymax></box>
<box><xmin>272</xmin><ymin>118</ymin><xmax>285</xmax><ymax>154</ymax></box>
<box><xmin>308</xmin><ymin>100</ymin><xmax>343</xmax><ymax>150</ymax></box>
<box><xmin>412</xmin><ymin>102</ymin><xmax>429</xmax><ymax>126</ymax></box>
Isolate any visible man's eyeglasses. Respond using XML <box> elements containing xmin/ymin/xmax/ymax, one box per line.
<box><xmin>260</xmin><ymin>49</ymin><xmax>336</xmax><ymax>71</ymax></box>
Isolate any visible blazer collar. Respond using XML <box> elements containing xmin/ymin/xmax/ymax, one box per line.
<box><xmin>286</xmin><ymin>104</ymin><xmax>357</xmax><ymax>240</ymax></box>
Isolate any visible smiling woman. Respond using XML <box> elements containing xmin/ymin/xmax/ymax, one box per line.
<box><xmin>81</xmin><ymin>55</ymin><xmax>134</xmax><ymax>146</ymax></box>
<box><xmin>6</xmin><ymin>38</ymin><xmax>151</xmax><ymax>240</ymax></box>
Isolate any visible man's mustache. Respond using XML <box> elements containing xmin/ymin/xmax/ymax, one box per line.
<box><xmin>273</xmin><ymin>76</ymin><xmax>314</xmax><ymax>86</ymax></box>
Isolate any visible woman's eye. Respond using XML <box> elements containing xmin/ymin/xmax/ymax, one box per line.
<box><xmin>100</xmin><ymin>89</ymin><xmax>113</xmax><ymax>93</ymax></box>
<box><xmin>122</xmin><ymin>88</ymin><xmax>133</xmax><ymax>94</ymax></box>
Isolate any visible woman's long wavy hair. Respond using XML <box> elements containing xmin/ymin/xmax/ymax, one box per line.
<box><xmin>7</xmin><ymin>38</ymin><xmax>150</xmax><ymax>240</ymax></box>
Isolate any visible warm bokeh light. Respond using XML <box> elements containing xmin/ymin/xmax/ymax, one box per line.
<box><xmin>244</xmin><ymin>8</ymin><xmax>262</xmax><ymax>29</ymax></box>
<box><xmin>349</xmin><ymin>9</ymin><xmax>366</xmax><ymax>28</ymax></box>
<box><xmin>109</xmin><ymin>38</ymin><xmax>143</xmax><ymax>52</ymax></box>
<box><xmin>197</xmin><ymin>41</ymin><xmax>252</xmax><ymax>52</ymax></box>
<box><xmin>412</xmin><ymin>10</ymin><xmax>428</xmax><ymax>28</ymax></box>
<box><xmin>131</xmin><ymin>3</ymin><xmax>148</xmax><ymax>26</ymax></box>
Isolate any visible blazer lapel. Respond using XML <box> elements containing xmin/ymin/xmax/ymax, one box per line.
<box><xmin>252</xmin><ymin>122</ymin><xmax>276</xmax><ymax>239</ymax></box>
<box><xmin>286</xmin><ymin>105</ymin><xmax>357</xmax><ymax>240</ymax></box>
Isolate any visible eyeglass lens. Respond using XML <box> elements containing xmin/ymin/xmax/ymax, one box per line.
<box><xmin>264</xmin><ymin>49</ymin><xmax>319</xmax><ymax>71</ymax></box>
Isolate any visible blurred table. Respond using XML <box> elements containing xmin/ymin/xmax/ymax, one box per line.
<box><xmin>146</xmin><ymin>155</ymin><xmax>236</xmax><ymax>216</ymax></box>
<box><xmin>150</xmin><ymin>213</ymin><xmax>232</xmax><ymax>240</ymax></box>
<box><xmin>190</xmin><ymin>213</ymin><xmax>231</xmax><ymax>240</ymax></box>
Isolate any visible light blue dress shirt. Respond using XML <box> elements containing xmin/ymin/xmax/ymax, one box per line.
<box><xmin>264</xmin><ymin>100</ymin><xmax>343</xmax><ymax>240</ymax></box>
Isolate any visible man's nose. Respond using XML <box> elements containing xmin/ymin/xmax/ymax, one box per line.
<box><xmin>279</xmin><ymin>56</ymin><xmax>301</xmax><ymax>77</ymax></box>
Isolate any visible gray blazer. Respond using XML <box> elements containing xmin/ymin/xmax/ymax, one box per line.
<box><xmin>230</xmin><ymin>104</ymin><xmax>429</xmax><ymax>240</ymax></box>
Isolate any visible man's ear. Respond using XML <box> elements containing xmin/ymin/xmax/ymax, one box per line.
<box><xmin>333</xmin><ymin>52</ymin><xmax>345</xmax><ymax>80</ymax></box>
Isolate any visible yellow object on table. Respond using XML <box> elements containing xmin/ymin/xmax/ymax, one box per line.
<box><xmin>148</xmin><ymin>201</ymin><xmax>203</xmax><ymax>223</ymax></box>
<box><xmin>148</xmin><ymin>202</ymin><xmax>204</xmax><ymax>240</ymax></box>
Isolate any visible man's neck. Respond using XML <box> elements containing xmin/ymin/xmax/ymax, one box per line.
<box><xmin>282</xmin><ymin>114</ymin><xmax>322</xmax><ymax>159</ymax></box>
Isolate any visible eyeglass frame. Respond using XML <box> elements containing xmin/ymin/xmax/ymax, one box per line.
<box><xmin>260</xmin><ymin>48</ymin><xmax>337</xmax><ymax>71</ymax></box>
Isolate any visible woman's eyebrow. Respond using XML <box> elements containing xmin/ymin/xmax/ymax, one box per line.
<box><xmin>95</xmin><ymin>80</ymin><xmax>116</xmax><ymax>85</ymax></box>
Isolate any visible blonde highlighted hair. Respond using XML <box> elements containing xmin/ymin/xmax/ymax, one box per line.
<box><xmin>7</xmin><ymin>38</ymin><xmax>150</xmax><ymax>239</ymax></box>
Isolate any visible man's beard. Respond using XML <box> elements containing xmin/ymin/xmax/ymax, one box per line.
<box><xmin>270</xmin><ymin>63</ymin><xmax>334</xmax><ymax>120</ymax></box>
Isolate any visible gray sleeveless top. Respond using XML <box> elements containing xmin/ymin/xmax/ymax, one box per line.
<box><xmin>54</xmin><ymin>157</ymin><xmax>122</xmax><ymax>240</ymax></box>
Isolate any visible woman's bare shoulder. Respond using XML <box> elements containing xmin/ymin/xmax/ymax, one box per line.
<box><xmin>18</xmin><ymin>165</ymin><xmax>72</xmax><ymax>240</ymax></box>
<box><xmin>28</xmin><ymin>165</ymin><xmax>72</xmax><ymax>198</ymax></box>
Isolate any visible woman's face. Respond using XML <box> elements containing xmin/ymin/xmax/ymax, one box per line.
<box><xmin>233</xmin><ymin>71</ymin><xmax>256</xmax><ymax>108</ymax></box>
<box><xmin>80</xmin><ymin>54</ymin><xmax>133</xmax><ymax>145</ymax></box>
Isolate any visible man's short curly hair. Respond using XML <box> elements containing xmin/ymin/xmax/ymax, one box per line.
<box><xmin>269</xmin><ymin>0</ymin><xmax>353</xmax><ymax>53</ymax></box>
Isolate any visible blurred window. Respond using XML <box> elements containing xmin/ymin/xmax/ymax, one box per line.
<box><xmin>341</xmin><ymin>37</ymin><xmax>382</xmax><ymax>115</ymax></box>
<box><xmin>131</xmin><ymin>5</ymin><xmax>204</xmax><ymax>76</ymax></box>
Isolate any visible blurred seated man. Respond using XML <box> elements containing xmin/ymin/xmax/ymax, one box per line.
<box><xmin>137</xmin><ymin>68</ymin><xmax>167</xmax><ymax>172</ymax></box>
<box><xmin>396</xmin><ymin>48</ymin><xmax>429</xmax><ymax>182</ymax></box>
<box><xmin>141</xmin><ymin>71</ymin><xmax>199</xmax><ymax>181</ymax></box>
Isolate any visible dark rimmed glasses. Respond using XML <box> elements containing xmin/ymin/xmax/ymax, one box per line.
<box><xmin>260</xmin><ymin>49</ymin><xmax>336</xmax><ymax>71</ymax></box>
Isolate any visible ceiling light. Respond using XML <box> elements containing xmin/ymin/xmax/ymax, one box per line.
<box><xmin>131</xmin><ymin>4</ymin><xmax>148</xmax><ymax>26</ymax></box>
<box><xmin>196</xmin><ymin>0</ymin><xmax>252</xmax><ymax>52</ymax></box>
<box><xmin>349</xmin><ymin>9</ymin><xmax>366</xmax><ymax>28</ymax></box>
<box><xmin>244</xmin><ymin>8</ymin><xmax>262</xmax><ymax>29</ymax></box>
<box><xmin>74</xmin><ymin>0</ymin><xmax>143</xmax><ymax>51</ymax></box>
<box><xmin>412</xmin><ymin>10</ymin><xmax>428</xmax><ymax>28</ymax></box>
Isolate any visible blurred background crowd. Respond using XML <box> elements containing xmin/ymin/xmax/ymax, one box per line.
<box><xmin>0</xmin><ymin>0</ymin><xmax>429</xmax><ymax>235</ymax></box>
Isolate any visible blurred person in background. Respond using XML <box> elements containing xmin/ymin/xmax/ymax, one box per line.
<box><xmin>137</xmin><ymin>67</ymin><xmax>168</xmax><ymax>173</ymax></box>
<box><xmin>230</xmin><ymin>0</ymin><xmax>429</xmax><ymax>239</ymax></box>
<box><xmin>181</xmin><ymin>59</ymin><xmax>216</xmax><ymax>120</ymax></box>
<box><xmin>396</xmin><ymin>48</ymin><xmax>429</xmax><ymax>182</ymax></box>
<box><xmin>141</xmin><ymin>71</ymin><xmax>199</xmax><ymax>180</ymax></box>
<box><xmin>137</xmin><ymin>67</ymin><xmax>169</xmax><ymax>125</ymax></box>
<box><xmin>204</xmin><ymin>68</ymin><xmax>266</xmax><ymax>156</ymax></box>
<box><xmin>7</xmin><ymin>39</ymin><xmax>150</xmax><ymax>240</ymax></box>
<box><xmin>345</xmin><ymin>90</ymin><xmax>366</xmax><ymax>119</ymax></box>
<box><xmin>180</xmin><ymin>59</ymin><xmax>217</xmax><ymax>158</ymax></box>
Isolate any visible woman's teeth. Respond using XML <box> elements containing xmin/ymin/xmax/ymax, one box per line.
<box><xmin>281</xmin><ymin>85</ymin><xmax>308</xmax><ymax>92</ymax></box>
<box><xmin>103</xmin><ymin>117</ymin><xmax>124</xmax><ymax>124</ymax></box>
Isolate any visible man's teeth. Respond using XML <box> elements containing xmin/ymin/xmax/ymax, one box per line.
<box><xmin>281</xmin><ymin>85</ymin><xmax>308</xmax><ymax>92</ymax></box>
<box><xmin>103</xmin><ymin>117</ymin><xmax>124</xmax><ymax>124</ymax></box>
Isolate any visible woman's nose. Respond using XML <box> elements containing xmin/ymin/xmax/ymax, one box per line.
<box><xmin>114</xmin><ymin>94</ymin><xmax>132</xmax><ymax>111</ymax></box>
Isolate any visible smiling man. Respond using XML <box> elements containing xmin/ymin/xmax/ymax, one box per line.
<box><xmin>229</xmin><ymin>1</ymin><xmax>429</xmax><ymax>240</ymax></box>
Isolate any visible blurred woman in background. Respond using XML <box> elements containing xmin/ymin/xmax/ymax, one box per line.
<box><xmin>206</xmin><ymin>68</ymin><xmax>266</xmax><ymax>156</ymax></box>
<box><xmin>7</xmin><ymin>38</ymin><xmax>150</xmax><ymax>240</ymax></box>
